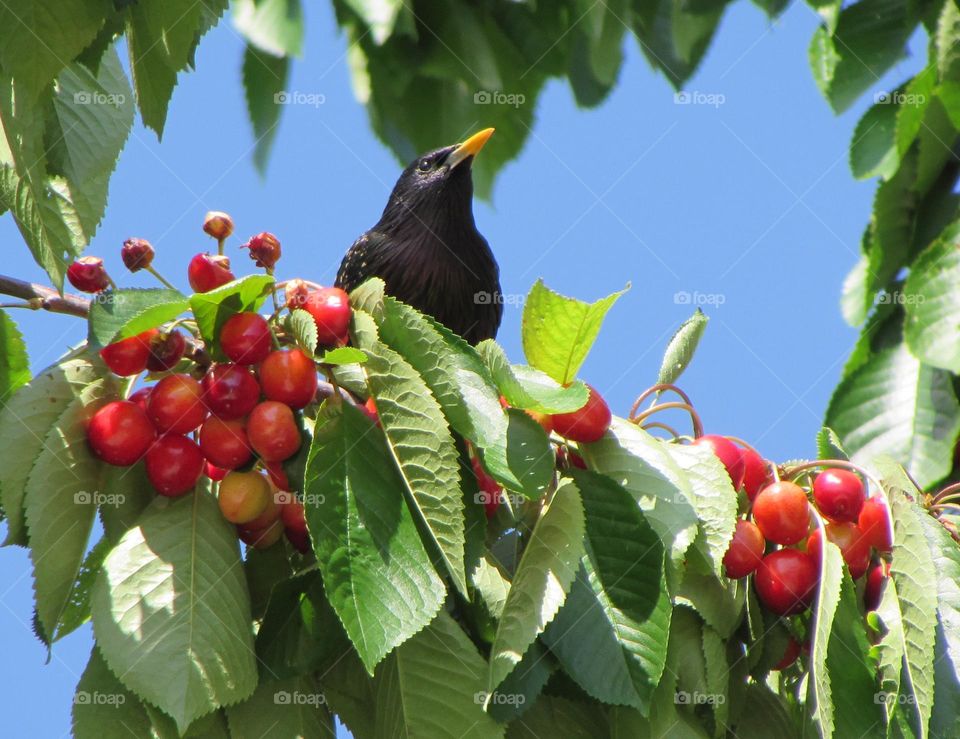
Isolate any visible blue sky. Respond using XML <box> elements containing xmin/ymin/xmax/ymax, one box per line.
<box><xmin>0</xmin><ymin>2</ymin><xmax>924</xmax><ymax>734</ymax></box>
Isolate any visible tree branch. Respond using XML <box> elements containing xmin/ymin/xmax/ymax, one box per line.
<box><xmin>0</xmin><ymin>273</ymin><xmax>90</xmax><ymax>317</ymax></box>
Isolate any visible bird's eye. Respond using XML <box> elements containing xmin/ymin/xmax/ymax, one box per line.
<box><xmin>418</xmin><ymin>158</ymin><xmax>431</xmax><ymax>172</ymax></box>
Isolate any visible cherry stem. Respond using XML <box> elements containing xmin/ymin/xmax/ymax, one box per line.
<box><xmin>724</xmin><ymin>436</ymin><xmax>762</xmax><ymax>456</ymax></box>
<box><xmin>631</xmin><ymin>400</ymin><xmax>704</xmax><ymax>438</ymax></box>
<box><xmin>629</xmin><ymin>383</ymin><xmax>693</xmax><ymax>418</ymax></box>
<box><xmin>641</xmin><ymin>421</ymin><xmax>681</xmax><ymax>440</ymax></box>
<box><xmin>932</xmin><ymin>490</ymin><xmax>960</xmax><ymax>506</ymax></box>
<box><xmin>217</xmin><ymin>237</ymin><xmax>225</xmax><ymax>257</ymax></box>
<box><xmin>782</xmin><ymin>459</ymin><xmax>884</xmax><ymax>495</ymax></box>
<box><xmin>145</xmin><ymin>265</ymin><xmax>177</xmax><ymax>291</ymax></box>
<box><xmin>932</xmin><ymin>482</ymin><xmax>960</xmax><ymax>504</ymax></box>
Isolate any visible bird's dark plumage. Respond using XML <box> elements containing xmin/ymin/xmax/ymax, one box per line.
<box><xmin>336</xmin><ymin>129</ymin><xmax>502</xmax><ymax>344</ymax></box>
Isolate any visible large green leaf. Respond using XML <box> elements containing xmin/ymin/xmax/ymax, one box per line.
<box><xmin>850</xmin><ymin>96</ymin><xmax>900</xmax><ymax>180</ymax></box>
<box><xmin>0</xmin><ymin>354</ymin><xmax>100</xmax><ymax>546</ymax></box>
<box><xmin>0</xmin><ymin>309</ymin><xmax>29</xmax><ymax>409</ymax></box>
<box><xmin>303</xmin><ymin>399</ymin><xmax>444</xmax><ymax>674</ymax></box>
<box><xmin>488</xmin><ymin>480</ymin><xmax>585</xmax><ymax>693</ymax></box>
<box><xmin>0</xmin><ymin>0</ymin><xmax>110</xmax><ymax>102</ymax></box>
<box><xmin>98</xmin><ymin>462</ymin><xmax>156</xmax><ymax>544</ymax></box>
<box><xmin>227</xmin><ymin>674</ymin><xmax>334</xmax><ymax>738</ymax></box>
<box><xmin>904</xmin><ymin>221</ymin><xmax>960</xmax><ymax>372</ymax></box>
<box><xmin>26</xmin><ymin>367</ymin><xmax>115</xmax><ymax>642</ymax></box>
<box><xmin>241</xmin><ymin>44</ymin><xmax>289</xmax><ymax>176</ymax></box>
<box><xmin>91</xmin><ymin>490</ymin><xmax>257</xmax><ymax>733</ymax></box>
<box><xmin>189</xmin><ymin>274</ymin><xmax>273</xmax><ymax>360</ymax></box>
<box><xmin>481</xmin><ymin>408</ymin><xmax>555</xmax><ymax>500</ymax></box>
<box><xmin>581</xmin><ymin>418</ymin><xmax>699</xmax><ymax>570</ymax></box>
<box><xmin>568</xmin><ymin>0</ymin><xmax>629</xmax><ymax>106</ymax></box>
<box><xmin>125</xmin><ymin>0</ymin><xmax>228</xmax><ymax>135</ymax></box>
<box><xmin>825</xmin><ymin>343</ymin><xmax>960</xmax><ymax>488</ymax></box>
<box><xmin>656</xmin><ymin>308</ymin><xmax>708</xmax><ymax>387</ymax></box>
<box><xmin>506</xmin><ymin>695</ymin><xmax>607</xmax><ymax>738</ymax></box>
<box><xmin>374</xmin><ymin>611</ymin><xmax>504</xmax><ymax>738</ymax></box>
<box><xmin>476</xmin><ymin>339</ymin><xmax>589</xmax><ymax>413</ymax></box>
<box><xmin>87</xmin><ymin>288</ymin><xmax>189</xmax><ymax>347</ymax></box>
<box><xmin>233</xmin><ymin>0</ymin><xmax>304</xmax><ymax>57</ymax></box>
<box><xmin>521</xmin><ymin>279</ymin><xmax>625</xmax><ymax>385</ymax></box>
<box><xmin>541</xmin><ymin>470</ymin><xmax>671</xmax><ymax>713</ymax></box>
<box><xmin>351</xmin><ymin>309</ymin><xmax>468</xmax><ymax>595</ymax></box>
<box><xmin>806</xmin><ymin>540</ymin><xmax>844</xmax><ymax>739</ymax></box>
<box><xmin>727</xmin><ymin>683</ymin><xmax>797</xmax><ymax>738</ymax></box>
<box><xmin>55</xmin><ymin>538</ymin><xmax>110</xmax><ymax>643</ymax></box>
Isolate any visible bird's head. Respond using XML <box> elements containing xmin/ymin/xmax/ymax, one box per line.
<box><xmin>378</xmin><ymin>128</ymin><xmax>494</xmax><ymax>230</ymax></box>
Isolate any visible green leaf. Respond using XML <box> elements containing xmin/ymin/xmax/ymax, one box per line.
<box><xmin>125</xmin><ymin>0</ymin><xmax>228</xmax><ymax>136</ymax></box>
<box><xmin>816</xmin><ymin>426</ymin><xmax>849</xmax><ymax>461</ymax></box>
<box><xmin>580</xmin><ymin>418</ymin><xmax>699</xmax><ymax>570</ymax></box>
<box><xmin>233</xmin><ymin>0</ymin><xmax>304</xmax><ymax>57</ymax></box>
<box><xmin>98</xmin><ymin>462</ymin><xmax>156</xmax><ymax>544</ymax></box>
<box><xmin>241</xmin><ymin>44</ymin><xmax>288</xmax><ymax>175</ymax></box>
<box><xmin>0</xmin><ymin>310</ymin><xmax>29</xmax><ymax>409</ymax></box>
<box><xmin>506</xmin><ymin>695</ymin><xmax>606</xmax><ymax>738</ymax></box>
<box><xmin>227</xmin><ymin>675</ymin><xmax>334</xmax><ymax>738</ymax></box>
<box><xmin>351</xmin><ymin>309</ymin><xmax>468</xmax><ymax>595</ymax></box>
<box><xmin>303</xmin><ymin>400</ymin><xmax>444</xmax><ymax>673</ymax></box>
<box><xmin>541</xmin><ymin>470</ymin><xmax>671</xmax><ymax>713</ymax></box>
<box><xmin>56</xmin><ymin>538</ymin><xmax>110</xmax><ymax>642</ymax></box>
<box><xmin>0</xmin><ymin>0</ymin><xmax>110</xmax><ymax>102</ymax></box>
<box><xmin>806</xmin><ymin>542</ymin><xmax>844</xmax><ymax>738</ymax></box>
<box><xmin>825</xmin><ymin>343</ymin><xmax>960</xmax><ymax>489</ymax></box>
<box><xmin>482</xmin><ymin>409</ymin><xmax>555</xmax><ymax>500</ymax></box>
<box><xmin>374</xmin><ymin>611</ymin><xmax>504</xmax><ymax>738</ymax></box>
<box><xmin>936</xmin><ymin>0</ymin><xmax>960</xmax><ymax>82</ymax></box>
<box><xmin>809</xmin><ymin>0</ymin><xmax>916</xmax><ymax>113</ymax></box>
<box><xmin>850</xmin><ymin>96</ymin><xmax>900</xmax><ymax>180</ymax></box>
<box><xmin>189</xmin><ymin>274</ymin><xmax>273</xmax><ymax>360</ymax></box>
<box><xmin>904</xmin><ymin>221</ymin><xmax>960</xmax><ymax>372</ymax></box>
<box><xmin>317</xmin><ymin>346</ymin><xmax>366</xmax><ymax>365</ymax></box>
<box><xmin>488</xmin><ymin>480</ymin><xmax>585</xmax><ymax>693</ymax></box>
<box><xmin>476</xmin><ymin>339</ymin><xmax>589</xmax><ymax>413</ymax></box>
<box><xmin>656</xmin><ymin>309</ymin><xmax>708</xmax><ymax>387</ymax></box>
<box><xmin>521</xmin><ymin>279</ymin><xmax>626</xmax><ymax>384</ymax></box>
<box><xmin>91</xmin><ymin>490</ymin><xmax>257</xmax><ymax>733</ymax></box>
<box><xmin>727</xmin><ymin>683</ymin><xmax>797</xmax><ymax>738</ymax></box>
<box><xmin>87</xmin><ymin>288</ymin><xmax>189</xmax><ymax>347</ymax></box>
<box><xmin>1</xmin><ymin>354</ymin><xmax>101</xmax><ymax>546</ymax></box>
<box><xmin>286</xmin><ymin>308</ymin><xmax>317</xmax><ymax>354</ymax></box>
<box><xmin>673</xmin><ymin>569</ymin><xmax>744</xmax><ymax>639</ymax></box>
<box><xmin>487</xmin><ymin>640</ymin><xmax>554</xmax><ymax>723</ymax></box>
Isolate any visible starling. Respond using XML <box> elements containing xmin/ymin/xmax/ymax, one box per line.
<box><xmin>336</xmin><ymin>128</ymin><xmax>502</xmax><ymax>344</ymax></box>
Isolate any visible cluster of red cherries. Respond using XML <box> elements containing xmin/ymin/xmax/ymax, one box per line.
<box><xmin>697</xmin><ymin>434</ymin><xmax>893</xmax><ymax>669</ymax></box>
<box><xmin>73</xmin><ymin>213</ymin><xmax>352</xmax><ymax>551</ymax></box>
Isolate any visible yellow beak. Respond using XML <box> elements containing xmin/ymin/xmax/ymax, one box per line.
<box><xmin>447</xmin><ymin>128</ymin><xmax>494</xmax><ymax>168</ymax></box>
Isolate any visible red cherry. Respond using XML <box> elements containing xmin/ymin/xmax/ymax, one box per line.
<box><xmin>280</xmin><ymin>498</ymin><xmax>308</xmax><ymax>536</ymax></box>
<box><xmin>87</xmin><ymin>401</ymin><xmax>156</xmax><ymax>466</ymax></box>
<box><xmin>67</xmin><ymin>256</ymin><xmax>110</xmax><ymax>293</ymax></box>
<box><xmin>722</xmin><ymin>519</ymin><xmax>765</xmax><ymax>579</ymax></box>
<box><xmin>806</xmin><ymin>522</ymin><xmax>871</xmax><ymax>579</ymax></box>
<box><xmin>241</xmin><ymin>232</ymin><xmax>281</xmax><ymax>269</ymax></box>
<box><xmin>199</xmin><ymin>416</ymin><xmax>253</xmax><ymax>470</ymax></box>
<box><xmin>244</xmin><ymin>486</ymin><xmax>281</xmax><ymax>530</ymax></box>
<box><xmin>202</xmin><ymin>364</ymin><xmax>260</xmax><ymax>419</ymax></box>
<box><xmin>693</xmin><ymin>435</ymin><xmax>745</xmax><ymax>489</ymax></box>
<box><xmin>148</xmin><ymin>374</ymin><xmax>207</xmax><ymax>434</ymax></box>
<box><xmin>128</xmin><ymin>386</ymin><xmax>152</xmax><ymax>414</ymax></box>
<box><xmin>550</xmin><ymin>385</ymin><xmax>611</xmax><ymax>444</ymax></box>
<box><xmin>864</xmin><ymin>560</ymin><xmax>891</xmax><ymax>611</ymax></box>
<box><xmin>247</xmin><ymin>401</ymin><xmax>301</xmax><ymax>461</ymax></box>
<box><xmin>738</xmin><ymin>447</ymin><xmax>769</xmax><ymax>501</ymax></box>
<box><xmin>285</xmin><ymin>526</ymin><xmax>311</xmax><ymax>553</ymax></box>
<box><xmin>752</xmin><ymin>481</ymin><xmax>811</xmax><ymax>545</ymax></box>
<box><xmin>146</xmin><ymin>330</ymin><xmax>187</xmax><ymax>372</ymax></box>
<box><xmin>773</xmin><ymin>637</ymin><xmax>801</xmax><ymax>671</ymax></box>
<box><xmin>145</xmin><ymin>434</ymin><xmax>204</xmax><ymax>496</ymax></box>
<box><xmin>471</xmin><ymin>456</ymin><xmax>502</xmax><ymax>518</ymax></box>
<box><xmin>188</xmin><ymin>253</ymin><xmax>235</xmax><ymax>293</ymax></box>
<box><xmin>259</xmin><ymin>349</ymin><xmax>318</xmax><ymax>409</ymax></box>
<box><xmin>265</xmin><ymin>461</ymin><xmax>292</xmax><ymax>491</ymax></box>
<box><xmin>99</xmin><ymin>329</ymin><xmax>158</xmax><ymax>376</ymax></box>
<box><xmin>303</xmin><ymin>287</ymin><xmax>351</xmax><ymax>345</ymax></box>
<box><xmin>858</xmin><ymin>496</ymin><xmax>893</xmax><ymax>552</ymax></box>
<box><xmin>237</xmin><ymin>519</ymin><xmax>284</xmax><ymax>549</ymax></box>
<box><xmin>360</xmin><ymin>396</ymin><xmax>380</xmax><ymax>426</ymax></box>
<box><xmin>205</xmin><ymin>462</ymin><xmax>227</xmax><ymax>481</ymax></box>
<box><xmin>813</xmin><ymin>469</ymin><xmax>865</xmax><ymax>523</ymax></box>
<box><xmin>754</xmin><ymin>549</ymin><xmax>818</xmax><ymax>616</ymax></box>
<box><xmin>220</xmin><ymin>312</ymin><xmax>272</xmax><ymax>365</ymax></box>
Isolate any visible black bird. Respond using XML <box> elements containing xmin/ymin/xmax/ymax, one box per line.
<box><xmin>336</xmin><ymin>128</ymin><xmax>502</xmax><ymax>344</ymax></box>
